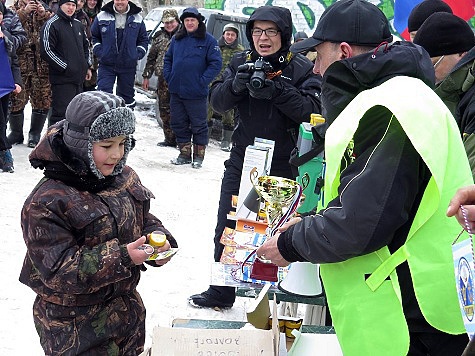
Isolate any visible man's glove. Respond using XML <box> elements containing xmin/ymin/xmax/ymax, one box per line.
<box><xmin>246</xmin><ymin>79</ymin><xmax>282</xmax><ymax>100</ymax></box>
<box><xmin>231</xmin><ymin>71</ymin><xmax>252</xmax><ymax>95</ymax></box>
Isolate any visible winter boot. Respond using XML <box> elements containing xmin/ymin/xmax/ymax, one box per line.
<box><xmin>192</xmin><ymin>144</ymin><xmax>206</xmax><ymax>169</ymax></box>
<box><xmin>220</xmin><ymin>129</ymin><xmax>233</xmax><ymax>152</ymax></box>
<box><xmin>28</xmin><ymin>109</ymin><xmax>48</xmax><ymax>148</ymax></box>
<box><xmin>7</xmin><ymin>110</ymin><xmax>24</xmax><ymax>145</ymax></box>
<box><xmin>170</xmin><ymin>142</ymin><xmax>192</xmax><ymax>165</ymax></box>
<box><xmin>0</xmin><ymin>149</ymin><xmax>14</xmax><ymax>173</ymax></box>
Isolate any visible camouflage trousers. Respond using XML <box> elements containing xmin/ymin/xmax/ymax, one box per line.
<box><xmin>157</xmin><ymin>76</ymin><xmax>176</xmax><ymax>144</ymax></box>
<box><xmin>10</xmin><ymin>73</ymin><xmax>51</xmax><ymax>112</ymax></box>
<box><xmin>33</xmin><ymin>290</ymin><xmax>146</xmax><ymax>355</ymax></box>
<box><xmin>207</xmin><ymin>103</ymin><xmax>234</xmax><ymax>130</ymax></box>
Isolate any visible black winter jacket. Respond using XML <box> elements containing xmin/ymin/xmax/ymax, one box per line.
<box><xmin>279</xmin><ymin>41</ymin><xmax>441</xmax><ymax>332</ymax></box>
<box><xmin>209</xmin><ymin>6</ymin><xmax>321</xmax><ymax>174</ymax></box>
<box><xmin>40</xmin><ymin>8</ymin><xmax>90</xmax><ymax>85</ymax></box>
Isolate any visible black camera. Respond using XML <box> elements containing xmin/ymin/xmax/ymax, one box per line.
<box><xmin>237</xmin><ymin>57</ymin><xmax>273</xmax><ymax>89</ymax></box>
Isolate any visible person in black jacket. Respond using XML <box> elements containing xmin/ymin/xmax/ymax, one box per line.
<box><xmin>256</xmin><ymin>0</ymin><xmax>469</xmax><ymax>354</ymax></box>
<box><xmin>40</xmin><ymin>0</ymin><xmax>91</xmax><ymax>126</ymax></box>
<box><xmin>189</xmin><ymin>5</ymin><xmax>321</xmax><ymax>309</ymax></box>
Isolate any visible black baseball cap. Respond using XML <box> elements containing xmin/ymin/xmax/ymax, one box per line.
<box><xmin>290</xmin><ymin>0</ymin><xmax>393</xmax><ymax>54</ymax></box>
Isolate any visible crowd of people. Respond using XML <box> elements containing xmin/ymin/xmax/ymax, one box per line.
<box><xmin>2</xmin><ymin>0</ymin><xmax>475</xmax><ymax>354</ymax></box>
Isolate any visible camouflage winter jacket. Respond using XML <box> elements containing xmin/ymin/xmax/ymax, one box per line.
<box><xmin>216</xmin><ymin>36</ymin><xmax>244</xmax><ymax>81</ymax></box>
<box><xmin>13</xmin><ymin>0</ymin><xmax>51</xmax><ymax>76</ymax></box>
<box><xmin>19</xmin><ymin>125</ymin><xmax>177</xmax><ymax>307</ymax></box>
<box><xmin>142</xmin><ymin>26</ymin><xmax>177</xmax><ymax>79</ymax></box>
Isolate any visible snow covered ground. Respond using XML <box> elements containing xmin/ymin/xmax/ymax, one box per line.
<box><xmin>0</xmin><ymin>93</ymin><xmax>253</xmax><ymax>354</ymax></box>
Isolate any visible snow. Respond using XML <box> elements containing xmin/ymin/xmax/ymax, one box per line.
<box><xmin>0</xmin><ymin>93</ymin><xmax>251</xmax><ymax>354</ymax></box>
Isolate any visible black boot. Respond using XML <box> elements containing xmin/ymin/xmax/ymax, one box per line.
<box><xmin>28</xmin><ymin>109</ymin><xmax>48</xmax><ymax>148</ymax></box>
<box><xmin>7</xmin><ymin>110</ymin><xmax>24</xmax><ymax>145</ymax></box>
<box><xmin>189</xmin><ymin>285</ymin><xmax>236</xmax><ymax>309</ymax></box>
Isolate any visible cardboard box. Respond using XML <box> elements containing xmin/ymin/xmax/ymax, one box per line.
<box><xmin>143</xmin><ymin>291</ymin><xmax>281</xmax><ymax>356</ymax></box>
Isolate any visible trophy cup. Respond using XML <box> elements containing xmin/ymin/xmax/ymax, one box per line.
<box><xmin>252</xmin><ymin>176</ymin><xmax>302</xmax><ymax>237</ymax></box>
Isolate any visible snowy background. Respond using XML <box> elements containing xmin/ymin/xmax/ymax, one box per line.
<box><xmin>0</xmin><ymin>93</ymin><xmax>254</xmax><ymax>354</ymax></box>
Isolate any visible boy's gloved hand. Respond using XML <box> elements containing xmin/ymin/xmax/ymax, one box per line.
<box><xmin>231</xmin><ymin>71</ymin><xmax>252</xmax><ymax>94</ymax></box>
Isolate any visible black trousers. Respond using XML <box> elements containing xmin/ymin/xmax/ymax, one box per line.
<box><xmin>50</xmin><ymin>83</ymin><xmax>83</xmax><ymax>126</ymax></box>
<box><xmin>0</xmin><ymin>93</ymin><xmax>11</xmax><ymax>151</ymax></box>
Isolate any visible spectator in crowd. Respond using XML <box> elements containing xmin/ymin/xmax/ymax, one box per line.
<box><xmin>47</xmin><ymin>0</ymin><xmax>58</xmax><ymax>13</ymax></box>
<box><xmin>207</xmin><ymin>23</ymin><xmax>244</xmax><ymax>152</ymax></box>
<box><xmin>0</xmin><ymin>1</ymin><xmax>22</xmax><ymax>172</ymax></box>
<box><xmin>256</xmin><ymin>0</ymin><xmax>471</xmax><ymax>354</ymax></box>
<box><xmin>82</xmin><ymin>0</ymin><xmax>101</xmax><ymax>91</ymax></box>
<box><xmin>188</xmin><ymin>5</ymin><xmax>321</xmax><ymax>308</ymax></box>
<box><xmin>293</xmin><ymin>30</ymin><xmax>307</xmax><ymax>43</ymax></box>
<box><xmin>8</xmin><ymin>0</ymin><xmax>51</xmax><ymax>148</ymax></box>
<box><xmin>91</xmin><ymin>0</ymin><xmax>148</xmax><ymax>109</ymax></box>
<box><xmin>75</xmin><ymin>0</ymin><xmax>95</xmax><ymax>93</ymax></box>
<box><xmin>142</xmin><ymin>9</ymin><xmax>180</xmax><ymax>147</ymax></box>
<box><xmin>414</xmin><ymin>13</ymin><xmax>475</xmax><ymax>178</ymax></box>
<box><xmin>40</xmin><ymin>0</ymin><xmax>91</xmax><ymax>126</ymax></box>
<box><xmin>407</xmin><ymin>0</ymin><xmax>452</xmax><ymax>42</ymax></box>
<box><xmin>0</xmin><ymin>0</ymin><xmax>27</xmax><ymax>51</ymax></box>
<box><xmin>19</xmin><ymin>91</ymin><xmax>178</xmax><ymax>354</ymax></box>
<box><xmin>163</xmin><ymin>7</ymin><xmax>221</xmax><ymax>169</ymax></box>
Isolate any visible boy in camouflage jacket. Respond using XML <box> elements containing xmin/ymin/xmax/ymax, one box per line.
<box><xmin>19</xmin><ymin>91</ymin><xmax>178</xmax><ymax>355</ymax></box>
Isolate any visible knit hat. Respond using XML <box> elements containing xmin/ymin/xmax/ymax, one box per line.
<box><xmin>293</xmin><ymin>31</ymin><xmax>308</xmax><ymax>43</ymax></box>
<box><xmin>290</xmin><ymin>0</ymin><xmax>393</xmax><ymax>54</ymax></box>
<box><xmin>161</xmin><ymin>8</ymin><xmax>179</xmax><ymax>23</ymax></box>
<box><xmin>59</xmin><ymin>0</ymin><xmax>77</xmax><ymax>6</ymax></box>
<box><xmin>63</xmin><ymin>91</ymin><xmax>135</xmax><ymax>179</ymax></box>
<box><xmin>223</xmin><ymin>23</ymin><xmax>239</xmax><ymax>35</ymax></box>
<box><xmin>413</xmin><ymin>12</ymin><xmax>475</xmax><ymax>57</ymax></box>
<box><xmin>180</xmin><ymin>7</ymin><xmax>205</xmax><ymax>22</ymax></box>
<box><xmin>407</xmin><ymin>0</ymin><xmax>453</xmax><ymax>32</ymax></box>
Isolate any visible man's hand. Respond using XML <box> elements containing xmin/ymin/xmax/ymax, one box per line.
<box><xmin>231</xmin><ymin>71</ymin><xmax>251</xmax><ymax>94</ymax></box>
<box><xmin>247</xmin><ymin>79</ymin><xmax>279</xmax><ymax>100</ymax></box>
<box><xmin>256</xmin><ymin>235</ymin><xmax>291</xmax><ymax>267</ymax></box>
<box><xmin>142</xmin><ymin>78</ymin><xmax>149</xmax><ymax>91</ymax></box>
<box><xmin>13</xmin><ymin>84</ymin><xmax>21</xmax><ymax>94</ymax></box>
<box><xmin>447</xmin><ymin>185</ymin><xmax>475</xmax><ymax>231</ymax></box>
<box><xmin>85</xmin><ymin>68</ymin><xmax>92</xmax><ymax>81</ymax></box>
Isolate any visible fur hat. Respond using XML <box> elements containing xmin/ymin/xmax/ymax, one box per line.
<box><xmin>180</xmin><ymin>7</ymin><xmax>205</xmax><ymax>22</ymax></box>
<box><xmin>161</xmin><ymin>8</ymin><xmax>179</xmax><ymax>23</ymax></box>
<box><xmin>59</xmin><ymin>0</ymin><xmax>77</xmax><ymax>7</ymax></box>
<box><xmin>63</xmin><ymin>91</ymin><xmax>135</xmax><ymax>179</ymax></box>
<box><xmin>413</xmin><ymin>12</ymin><xmax>475</xmax><ymax>57</ymax></box>
<box><xmin>407</xmin><ymin>0</ymin><xmax>452</xmax><ymax>32</ymax></box>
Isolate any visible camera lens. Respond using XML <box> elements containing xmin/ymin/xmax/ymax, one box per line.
<box><xmin>250</xmin><ymin>71</ymin><xmax>266</xmax><ymax>89</ymax></box>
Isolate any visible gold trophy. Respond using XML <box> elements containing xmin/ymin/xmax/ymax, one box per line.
<box><xmin>252</xmin><ymin>176</ymin><xmax>301</xmax><ymax>237</ymax></box>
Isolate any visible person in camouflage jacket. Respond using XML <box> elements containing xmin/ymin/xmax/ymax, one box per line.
<box><xmin>142</xmin><ymin>8</ymin><xmax>180</xmax><ymax>147</ymax></box>
<box><xmin>207</xmin><ymin>23</ymin><xmax>244</xmax><ymax>151</ymax></box>
<box><xmin>9</xmin><ymin>0</ymin><xmax>52</xmax><ymax>148</ymax></box>
<box><xmin>19</xmin><ymin>91</ymin><xmax>178</xmax><ymax>355</ymax></box>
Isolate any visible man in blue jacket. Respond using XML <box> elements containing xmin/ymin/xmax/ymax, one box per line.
<box><xmin>91</xmin><ymin>0</ymin><xmax>147</xmax><ymax>109</ymax></box>
<box><xmin>163</xmin><ymin>7</ymin><xmax>221</xmax><ymax>169</ymax></box>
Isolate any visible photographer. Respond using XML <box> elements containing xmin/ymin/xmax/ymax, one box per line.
<box><xmin>189</xmin><ymin>5</ymin><xmax>321</xmax><ymax>309</ymax></box>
